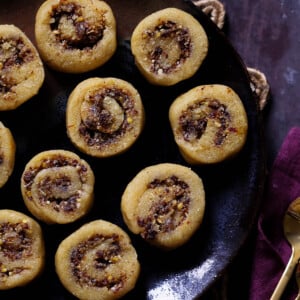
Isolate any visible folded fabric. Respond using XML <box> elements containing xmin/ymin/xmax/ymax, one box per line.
<box><xmin>249</xmin><ymin>127</ymin><xmax>300</xmax><ymax>299</ymax></box>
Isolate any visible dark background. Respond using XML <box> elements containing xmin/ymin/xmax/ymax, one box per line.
<box><xmin>223</xmin><ymin>0</ymin><xmax>300</xmax><ymax>168</ymax></box>
<box><xmin>204</xmin><ymin>0</ymin><xmax>300</xmax><ymax>299</ymax></box>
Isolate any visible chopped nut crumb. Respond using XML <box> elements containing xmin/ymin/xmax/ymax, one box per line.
<box><xmin>50</xmin><ymin>2</ymin><xmax>105</xmax><ymax>50</ymax></box>
<box><xmin>179</xmin><ymin>98</ymin><xmax>231</xmax><ymax>146</ymax></box>
<box><xmin>138</xmin><ymin>176</ymin><xmax>191</xmax><ymax>240</ymax></box>
<box><xmin>70</xmin><ymin>234</ymin><xmax>124</xmax><ymax>290</ymax></box>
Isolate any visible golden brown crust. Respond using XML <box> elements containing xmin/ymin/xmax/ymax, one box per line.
<box><xmin>66</xmin><ymin>77</ymin><xmax>145</xmax><ymax>158</ymax></box>
<box><xmin>131</xmin><ymin>7</ymin><xmax>208</xmax><ymax>86</ymax></box>
<box><xmin>169</xmin><ymin>84</ymin><xmax>248</xmax><ymax>164</ymax></box>
<box><xmin>20</xmin><ymin>149</ymin><xmax>95</xmax><ymax>224</ymax></box>
<box><xmin>121</xmin><ymin>163</ymin><xmax>205</xmax><ymax>250</ymax></box>
<box><xmin>55</xmin><ymin>219</ymin><xmax>140</xmax><ymax>300</ymax></box>
<box><xmin>0</xmin><ymin>24</ymin><xmax>44</xmax><ymax>110</ymax></box>
<box><xmin>35</xmin><ymin>0</ymin><xmax>117</xmax><ymax>73</ymax></box>
<box><xmin>0</xmin><ymin>122</ymin><xmax>16</xmax><ymax>188</ymax></box>
<box><xmin>0</xmin><ymin>209</ymin><xmax>45</xmax><ymax>290</ymax></box>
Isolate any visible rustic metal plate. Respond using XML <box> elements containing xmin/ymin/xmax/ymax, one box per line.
<box><xmin>0</xmin><ymin>0</ymin><xmax>265</xmax><ymax>298</ymax></box>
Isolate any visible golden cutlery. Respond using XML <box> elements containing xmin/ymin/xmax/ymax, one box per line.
<box><xmin>295</xmin><ymin>259</ymin><xmax>300</xmax><ymax>300</ymax></box>
<box><xmin>271</xmin><ymin>197</ymin><xmax>300</xmax><ymax>300</ymax></box>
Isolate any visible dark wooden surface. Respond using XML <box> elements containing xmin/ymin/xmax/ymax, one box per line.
<box><xmin>203</xmin><ymin>1</ymin><xmax>300</xmax><ymax>299</ymax></box>
<box><xmin>223</xmin><ymin>0</ymin><xmax>300</xmax><ymax>168</ymax></box>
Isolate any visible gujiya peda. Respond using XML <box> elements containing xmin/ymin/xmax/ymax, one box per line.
<box><xmin>21</xmin><ymin>149</ymin><xmax>95</xmax><ymax>224</ymax></box>
<box><xmin>0</xmin><ymin>209</ymin><xmax>45</xmax><ymax>290</ymax></box>
<box><xmin>0</xmin><ymin>122</ymin><xmax>16</xmax><ymax>188</ymax></box>
<box><xmin>35</xmin><ymin>0</ymin><xmax>117</xmax><ymax>73</ymax></box>
<box><xmin>0</xmin><ymin>24</ymin><xmax>44</xmax><ymax>110</ymax></box>
<box><xmin>130</xmin><ymin>7</ymin><xmax>208</xmax><ymax>86</ymax></box>
<box><xmin>121</xmin><ymin>163</ymin><xmax>205</xmax><ymax>250</ymax></box>
<box><xmin>169</xmin><ymin>84</ymin><xmax>248</xmax><ymax>164</ymax></box>
<box><xmin>66</xmin><ymin>77</ymin><xmax>145</xmax><ymax>158</ymax></box>
<box><xmin>55</xmin><ymin>219</ymin><xmax>140</xmax><ymax>300</ymax></box>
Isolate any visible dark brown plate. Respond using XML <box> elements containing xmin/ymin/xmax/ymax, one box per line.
<box><xmin>0</xmin><ymin>0</ymin><xmax>265</xmax><ymax>299</ymax></box>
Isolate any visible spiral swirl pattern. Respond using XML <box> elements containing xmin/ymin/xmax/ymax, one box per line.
<box><xmin>55</xmin><ymin>220</ymin><xmax>140</xmax><ymax>300</ymax></box>
<box><xmin>131</xmin><ymin>8</ymin><xmax>208</xmax><ymax>86</ymax></box>
<box><xmin>121</xmin><ymin>163</ymin><xmax>205</xmax><ymax>250</ymax></box>
<box><xmin>0</xmin><ymin>25</ymin><xmax>44</xmax><ymax>110</ymax></box>
<box><xmin>35</xmin><ymin>0</ymin><xmax>117</xmax><ymax>73</ymax></box>
<box><xmin>21</xmin><ymin>150</ymin><xmax>95</xmax><ymax>224</ymax></box>
<box><xmin>66</xmin><ymin>77</ymin><xmax>145</xmax><ymax>158</ymax></box>
<box><xmin>169</xmin><ymin>84</ymin><xmax>248</xmax><ymax>164</ymax></box>
<box><xmin>0</xmin><ymin>209</ymin><xmax>45</xmax><ymax>290</ymax></box>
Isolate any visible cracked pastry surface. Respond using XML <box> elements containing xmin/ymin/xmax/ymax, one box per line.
<box><xmin>0</xmin><ymin>24</ymin><xmax>45</xmax><ymax>110</ymax></box>
<box><xmin>21</xmin><ymin>149</ymin><xmax>95</xmax><ymax>224</ymax></box>
<box><xmin>0</xmin><ymin>122</ymin><xmax>16</xmax><ymax>188</ymax></box>
<box><xmin>121</xmin><ymin>163</ymin><xmax>205</xmax><ymax>250</ymax></box>
<box><xmin>0</xmin><ymin>209</ymin><xmax>45</xmax><ymax>290</ymax></box>
<box><xmin>35</xmin><ymin>0</ymin><xmax>117</xmax><ymax>73</ymax></box>
<box><xmin>169</xmin><ymin>84</ymin><xmax>248</xmax><ymax>164</ymax></box>
<box><xmin>66</xmin><ymin>77</ymin><xmax>145</xmax><ymax>158</ymax></box>
<box><xmin>130</xmin><ymin>7</ymin><xmax>208</xmax><ymax>86</ymax></box>
<box><xmin>55</xmin><ymin>219</ymin><xmax>140</xmax><ymax>300</ymax></box>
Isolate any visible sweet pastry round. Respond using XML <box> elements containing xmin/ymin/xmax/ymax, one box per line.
<box><xmin>169</xmin><ymin>84</ymin><xmax>248</xmax><ymax>164</ymax></box>
<box><xmin>66</xmin><ymin>77</ymin><xmax>145</xmax><ymax>158</ymax></box>
<box><xmin>0</xmin><ymin>122</ymin><xmax>16</xmax><ymax>188</ymax></box>
<box><xmin>130</xmin><ymin>7</ymin><xmax>208</xmax><ymax>86</ymax></box>
<box><xmin>0</xmin><ymin>209</ymin><xmax>45</xmax><ymax>290</ymax></box>
<box><xmin>121</xmin><ymin>163</ymin><xmax>205</xmax><ymax>250</ymax></box>
<box><xmin>0</xmin><ymin>24</ymin><xmax>44</xmax><ymax>110</ymax></box>
<box><xmin>35</xmin><ymin>0</ymin><xmax>117</xmax><ymax>73</ymax></box>
<box><xmin>55</xmin><ymin>219</ymin><xmax>140</xmax><ymax>300</ymax></box>
<box><xmin>20</xmin><ymin>149</ymin><xmax>95</xmax><ymax>224</ymax></box>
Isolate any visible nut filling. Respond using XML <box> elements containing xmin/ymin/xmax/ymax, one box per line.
<box><xmin>137</xmin><ymin>175</ymin><xmax>191</xmax><ymax>240</ymax></box>
<box><xmin>0</xmin><ymin>222</ymin><xmax>32</xmax><ymax>260</ymax></box>
<box><xmin>0</xmin><ymin>38</ymin><xmax>34</xmax><ymax>93</ymax></box>
<box><xmin>0</xmin><ymin>222</ymin><xmax>33</xmax><ymax>278</ymax></box>
<box><xmin>179</xmin><ymin>98</ymin><xmax>234</xmax><ymax>146</ymax></box>
<box><xmin>143</xmin><ymin>20</ymin><xmax>192</xmax><ymax>74</ymax></box>
<box><xmin>22</xmin><ymin>155</ymin><xmax>88</xmax><ymax>213</ymax></box>
<box><xmin>50</xmin><ymin>2</ymin><xmax>105</xmax><ymax>50</ymax></box>
<box><xmin>79</xmin><ymin>88</ymin><xmax>137</xmax><ymax>148</ymax></box>
<box><xmin>70</xmin><ymin>234</ymin><xmax>125</xmax><ymax>291</ymax></box>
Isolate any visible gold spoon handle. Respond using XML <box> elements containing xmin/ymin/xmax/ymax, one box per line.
<box><xmin>270</xmin><ymin>249</ymin><xmax>297</xmax><ymax>300</ymax></box>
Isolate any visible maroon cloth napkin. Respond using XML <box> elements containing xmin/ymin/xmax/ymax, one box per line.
<box><xmin>249</xmin><ymin>127</ymin><xmax>300</xmax><ymax>299</ymax></box>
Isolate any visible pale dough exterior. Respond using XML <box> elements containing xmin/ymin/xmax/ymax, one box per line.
<box><xmin>55</xmin><ymin>219</ymin><xmax>140</xmax><ymax>300</ymax></box>
<box><xmin>0</xmin><ymin>122</ymin><xmax>16</xmax><ymax>188</ymax></box>
<box><xmin>35</xmin><ymin>0</ymin><xmax>117</xmax><ymax>73</ymax></box>
<box><xmin>21</xmin><ymin>149</ymin><xmax>95</xmax><ymax>224</ymax></box>
<box><xmin>0</xmin><ymin>209</ymin><xmax>45</xmax><ymax>290</ymax></box>
<box><xmin>0</xmin><ymin>25</ymin><xmax>44</xmax><ymax>110</ymax></box>
<box><xmin>169</xmin><ymin>84</ymin><xmax>248</xmax><ymax>164</ymax></box>
<box><xmin>121</xmin><ymin>163</ymin><xmax>205</xmax><ymax>250</ymax></box>
<box><xmin>66</xmin><ymin>77</ymin><xmax>145</xmax><ymax>158</ymax></box>
<box><xmin>131</xmin><ymin>7</ymin><xmax>208</xmax><ymax>86</ymax></box>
